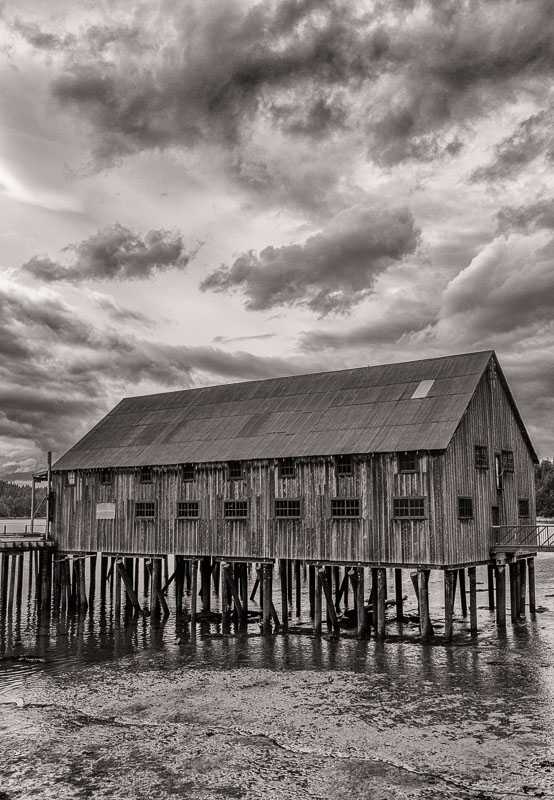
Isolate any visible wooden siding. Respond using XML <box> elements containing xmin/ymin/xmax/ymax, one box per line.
<box><xmin>441</xmin><ymin>362</ymin><xmax>536</xmax><ymax>565</ymax></box>
<box><xmin>52</xmin><ymin>453</ymin><xmax>442</xmax><ymax>566</ymax></box>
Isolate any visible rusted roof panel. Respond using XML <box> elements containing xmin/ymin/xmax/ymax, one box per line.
<box><xmin>54</xmin><ymin>350</ymin><xmax>530</xmax><ymax>470</ymax></box>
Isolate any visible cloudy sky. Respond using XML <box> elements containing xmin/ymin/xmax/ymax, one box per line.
<box><xmin>1</xmin><ymin>0</ymin><xmax>553</xmax><ymax>479</ymax></box>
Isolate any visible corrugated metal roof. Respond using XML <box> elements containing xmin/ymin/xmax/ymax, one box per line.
<box><xmin>52</xmin><ymin>350</ymin><xmax>535</xmax><ymax>469</ymax></box>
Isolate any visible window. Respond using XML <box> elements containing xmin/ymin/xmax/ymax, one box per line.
<box><xmin>66</xmin><ymin>471</ymin><xmax>76</xmax><ymax>487</ymax></box>
<box><xmin>275</xmin><ymin>498</ymin><xmax>302</xmax><ymax>518</ymax></box>
<box><xmin>140</xmin><ymin>466</ymin><xmax>152</xmax><ymax>483</ymax></box>
<box><xmin>411</xmin><ymin>379</ymin><xmax>434</xmax><ymax>399</ymax></box>
<box><xmin>398</xmin><ymin>452</ymin><xmax>418</xmax><ymax>472</ymax></box>
<box><xmin>393</xmin><ymin>497</ymin><xmax>425</xmax><ymax>518</ymax></box>
<box><xmin>518</xmin><ymin>499</ymin><xmax>530</xmax><ymax>518</ymax></box>
<box><xmin>182</xmin><ymin>463</ymin><xmax>195</xmax><ymax>481</ymax></box>
<box><xmin>136</xmin><ymin>501</ymin><xmax>156</xmax><ymax>518</ymax></box>
<box><xmin>494</xmin><ymin>454</ymin><xmax>503</xmax><ymax>490</ymax></box>
<box><xmin>224</xmin><ymin>499</ymin><xmax>248</xmax><ymax>518</ymax></box>
<box><xmin>177</xmin><ymin>501</ymin><xmax>199</xmax><ymax>518</ymax></box>
<box><xmin>278</xmin><ymin>458</ymin><xmax>296</xmax><ymax>479</ymax></box>
<box><xmin>474</xmin><ymin>445</ymin><xmax>488</xmax><ymax>469</ymax></box>
<box><xmin>228</xmin><ymin>461</ymin><xmax>243</xmax><ymax>480</ymax></box>
<box><xmin>458</xmin><ymin>497</ymin><xmax>473</xmax><ymax>520</ymax></box>
<box><xmin>501</xmin><ymin>450</ymin><xmax>514</xmax><ymax>473</ymax></box>
<box><xmin>100</xmin><ymin>469</ymin><xmax>112</xmax><ymax>485</ymax></box>
<box><xmin>331</xmin><ymin>498</ymin><xmax>360</xmax><ymax>518</ymax></box>
<box><xmin>335</xmin><ymin>454</ymin><xmax>353</xmax><ymax>476</ymax></box>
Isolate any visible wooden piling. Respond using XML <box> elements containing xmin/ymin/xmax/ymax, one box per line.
<box><xmin>239</xmin><ymin>563</ymin><xmax>248</xmax><ymax>619</ymax></box>
<box><xmin>444</xmin><ymin>569</ymin><xmax>455</xmax><ymax>643</ymax></box>
<box><xmin>487</xmin><ymin>565</ymin><xmax>495</xmax><ymax>610</ymax></box>
<box><xmin>220</xmin><ymin>562</ymin><xmax>231</xmax><ymax>628</ymax></box>
<box><xmin>458</xmin><ymin>569</ymin><xmax>467</xmax><ymax>616</ymax></box>
<box><xmin>40</xmin><ymin>550</ymin><xmax>52</xmax><ymax>611</ymax></box>
<box><xmin>333</xmin><ymin>565</ymin><xmax>341</xmax><ymax>612</ymax></box>
<box><xmin>7</xmin><ymin>554</ymin><xmax>16</xmax><ymax>615</ymax></box>
<box><xmin>279</xmin><ymin>559</ymin><xmax>288</xmax><ymax>631</ymax></box>
<box><xmin>371</xmin><ymin>568</ymin><xmax>378</xmax><ymax>628</ymax></box>
<box><xmin>509</xmin><ymin>562</ymin><xmax>518</xmax><ymax>622</ymax></box>
<box><xmin>394</xmin><ymin>568</ymin><xmax>403</xmax><ymax>621</ymax></box>
<box><xmin>318</xmin><ymin>567</ymin><xmax>339</xmax><ymax>631</ymax></box>
<box><xmin>356</xmin><ymin>567</ymin><xmax>366</xmax><ymax>638</ymax></box>
<box><xmin>190</xmin><ymin>559</ymin><xmax>198</xmax><ymax>626</ymax></box>
<box><xmin>16</xmin><ymin>554</ymin><xmax>24</xmax><ymax>610</ymax></box>
<box><xmin>527</xmin><ymin>558</ymin><xmax>536</xmax><ymax>614</ymax></box>
<box><xmin>519</xmin><ymin>559</ymin><xmax>527</xmax><ymax>617</ymax></box>
<box><xmin>376</xmin><ymin>568</ymin><xmax>386</xmax><ymax>640</ymax></box>
<box><xmin>313</xmin><ymin>566</ymin><xmax>322</xmax><ymax>635</ymax></box>
<box><xmin>223</xmin><ymin>562</ymin><xmax>246</xmax><ymax>624</ymax></box>
<box><xmin>308</xmin><ymin>565</ymin><xmax>315</xmax><ymax>619</ymax></box>
<box><xmin>100</xmin><ymin>555</ymin><xmax>108</xmax><ymax>602</ymax></box>
<box><xmin>262</xmin><ymin>563</ymin><xmax>272</xmax><ymax>635</ymax></box>
<box><xmin>77</xmin><ymin>557</ymin><xmax>88</xmax><ymax>612</ymax></box>
<box><xmin>201</xmin><ymin>556</ymin><xmax>211</xmax><ymax>613</ymax></box>
<box><xmin>89</xmin><ymin>554</ymin><xmax>97</xmax><ymax>605</ymax></box>
<box><xmin>0</xmin><ymin>553</ymin><xmax>8</xmax><ymax>611</ymax></box>
<box><xmin>174</xmin><ymin>555</ymin><xmax>185</xmax><ymax>616</ymax></box>
<box><xmin>294</xmin><ymin>560</ymin><xmax>301</xmax><ymax>618</ymax></box>
<box><xmin>116</xmin><ymin>559</ymin><xmax>143</xmax><ymax>614</ymax></box>
<box><xmin>418</xmin><ymin>569</ymin><xmax>433</xmax><ymax>640</ymax></box>
<box><xmin>495</xmin><ymin>564</ymin><xmax>506</xmax><ymax>627</ymax></box>
<box><xmin>468</xmin><ymin>566</ymin><xmax>478</xmax><ymax>633</ymax></box>
<box><xmin>325</xmin><ymin>565</ymin><xmax>333</xmax><ymax>625</ymax></box>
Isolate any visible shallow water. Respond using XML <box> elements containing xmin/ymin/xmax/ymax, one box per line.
<box><xmin>1</xmin><ymin>547</ymin><xmax>554</xmax><ymax>798</ymax></box>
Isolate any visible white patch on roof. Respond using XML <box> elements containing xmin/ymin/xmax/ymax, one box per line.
<box><xmin>411</xmin><ymin>379</ymin><xmax>434</xmax><ymax>399</ymax></box>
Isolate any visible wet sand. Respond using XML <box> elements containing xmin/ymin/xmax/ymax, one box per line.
<box><xmin>2</xmin><ymin>630</ymin><xmax>554</xmax><ymax>800</ymax></box>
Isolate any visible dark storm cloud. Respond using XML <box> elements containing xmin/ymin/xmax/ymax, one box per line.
<box><xmin>0</xmin><ymin>279</ymin><xmax>307</xmax><ymax>478</ymax></box>
<box><xmin>497</xmin><ymin>198</ymin><xmax>554</xmax><ymax>233</ymax></box>
<box><xmin>200</xmin><ymin>205</ymin><xmax>420</xmax><ymax>315</ymax></box>
<box><xmin>20</xmin><ymin>224</ymin><xmax>191</xmax><ymax>283</ymax></box>
<box><xmin>39</xmin><ymin>0</ymin><xmax>554</xmax><ymax>177</ymax></box>
<box><xmin>472</xmin><ymin>110</ymin><xmax>554</xmax><ymax>182</ymax></box>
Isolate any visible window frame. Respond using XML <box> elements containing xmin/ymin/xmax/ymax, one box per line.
<box><xmin>100</xmin><ymin>469</ymin><xmax>112</xmax><ymax>485</ymax></box>
<box><xmin>139</xmin><ymin>466</ymin><xmax>152</xmax><ymax>484</ymax></box>
<box><xmin>227</xmin><ymin>461</ymin><xmax>243</xmax><ymax>481</ymax></box>
<box><xmin>398</xmin><ymin>452</ymin><xmax>418</xmax><ymax>473</ymax></box>
<box><xmin>278</xmin><ymin>458</ymin><xmax>296</xmax><ymax>479</ymax></box>
<box><xmin>518</xmin><ymin>498</ymin><xmax>530</xmax><ymax>518</ymax></box>
<box><xmin>330</xmin><ymin>497</ymin><xmax>361</xmax><ymax>518</ymax></box>
<box><xmin>474</xmin><ymin>445</ymin><xmax>488</xmax><ymax>469</ymax></box>
<box><xmin>135</xmin><ymin>500</ymin><xmax>157</xmax><ymax>519</ymax></box>
<box><xmin>181</xmin><ymin>463</ymin><xmax>196</xmax><ymax>482</ymax></box>
<box><xmin>501</xmin><ymin>450</ymin><xmax>514</xmax><ymax>473</ymax></box>
<box><xmin>392</xmin><ymin>496</ymin><xmax>426</xmax><ymax>519</ymax></box>
<box><xmin>274</xmin><ymin>497</ymin><xmax>303</xmax><ymax>518</ymax></box>
<box><xmin>335</xmin><ymin>454</ymin><xmax>353</xmax><ymax>476</ymax></box>
<box><xmin>66</xmin><ymin>471</ymin><xmax>76</xmax><ymax>487</ymax></box>
<box><xmin>223</xmin><ymin>499</ymin><xmax>249</xmax><ymax>519</ymax></box>
<box><xmin>458</xmin><ymin>496</ymin><xmax>474</xmax><ymax>520</ymax></box>
<box><xmin>176</xmin><ymin>500</ymin><xmax>199</xmax><ymax>519</ymax></box>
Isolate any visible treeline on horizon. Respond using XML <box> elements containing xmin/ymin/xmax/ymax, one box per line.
<box><xmin>0</xmin><ymin>464</ymin><xmax>553</xmax><ymax>518</ymax></box>
<box><xmin>0</xmin><ymin>479</ymin><xmax>47</xmax><ymax>519</ymax></box>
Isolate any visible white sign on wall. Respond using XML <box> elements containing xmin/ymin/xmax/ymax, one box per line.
<box><xmin>96</xmin><ymin>502</ymin><xmax>116</xmax><ymax>520</ymax></box>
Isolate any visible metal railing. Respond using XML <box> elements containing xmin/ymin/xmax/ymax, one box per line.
<box><xmin>0</xmin><ymin>522</ymin><xmax>47</xmax><ymax>538</ymax></box>
<box><xmin>492</xmin><ymin>524</ymin><xmax>554</xmax><ymax>551</ymax></box>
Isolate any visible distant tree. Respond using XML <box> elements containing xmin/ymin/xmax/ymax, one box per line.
<box><xmin>536</xmin><ymin>460</ymin><xmax>554</xmax><ymax>518</ymax></box>
<box><xmin>0</xmin><ymin>480</ymin><xmax>47</xmax><ymax>518</ymax></box>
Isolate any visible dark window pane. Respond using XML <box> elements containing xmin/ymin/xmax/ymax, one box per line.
<box><xmin>518</xmin><ymin>499</ymin><xmax>530</xmax><ymax>517</ymax></box>
<box><xmin>100</xmin><ymin>469</ymin><xmax>112</xmax><ymax>484</ymax></box>
<box><xmin>224</xmin><ymin>500</ymin><xmax>248</xmax><ymax>518</ymax></box>
<box><xmin>140</xmin><ymin>467</ymin><xmax>152</xmax><ymax>483</ymax></box>
<box><xmin>458</xmin><ymin>497</ymin><xmax>473</xmax><ymax>519</ymax></box>
<box><xmin>474</xmin><ymin>445</ymin><xmax>488</xmax><ymax>469</ymax></box>
<box><xmin>275</xmin><ymin>498</ymin><xmax>301</xmax><ymax>517</ymax></box>
<box><xmin>278</xmin><ymin>458</ymin><xmax>296</xmax><ymax>478</ymax></box>
<box><xmin>177</xmin><ymin>501</ymin><xmax>198</xmax><ymax>518</ymax></box>
<box><xmin>66</xmin><ymin>471</ymin><xmax>76</xmax><ymax>487</ymax></box>
<box><xmin>228</xmin><ymin>461</ymin><xmax>243</xmax><ymax>480</ymax></box>
<box><xmin>393</xmin><ymin>497</ymin><xmax>425</xmax><ymax>517</ymax></box>
<box><xmin>335</xmin><ymin>455</ymin><xmax>353</xmax><ymax>476</ymax></box>
<box><xmin>331</xmin><ymin>498</ymin><xmax>360</xmax><ymax>517</ymax></box>
<box><xmin>398</xmin><ymin>452</ymin><xmax>418</xmax><ymax>472</ymax></box>
<box><xmin>182</xmin><ymin>463</ymin><xmax>195</xmax><ymax>481</ymax></box>
<box><xmin>136</xmin><ymin>501</ymin><xmax>156</xmax><ymax>518</ymax></box>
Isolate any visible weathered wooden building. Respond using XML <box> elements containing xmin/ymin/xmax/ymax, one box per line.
<box><xmin>47</xmin><ymin>349</ymin><xmax>539</xmax><ymax>638</ymax></box>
